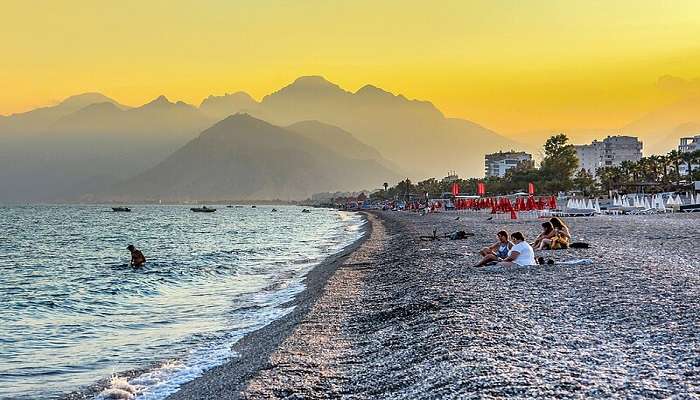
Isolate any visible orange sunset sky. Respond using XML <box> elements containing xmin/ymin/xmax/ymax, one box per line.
<box><xmin>2</xmin><ymin>0</ymin><xmax>700</xmax><ymax>135</ymax></box>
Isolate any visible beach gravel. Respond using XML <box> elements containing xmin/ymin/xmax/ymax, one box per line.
<box><xmin>169</xmin><ymin>211</ymin><xmax>700</xmax><ymax>399</ymax></box>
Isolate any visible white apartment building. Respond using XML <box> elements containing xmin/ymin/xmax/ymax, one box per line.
<box><xmin>679</xmin><ymin>135</ymin><xmax>700</xmax><ymax>153</ymax></box>
<box><xmin>574</xmin><ymin>135</ymin><xmax>643</xmax><ymax>176</ymax></box>
<box><xmin>678</xmin><ymin>135</ymin><xmax>700</xmax><ymax>175</ymax></box>
<box><xmin>484</xmin><ymin>151</ymin><xmax>532</xmax><ymax>178</ymax></box>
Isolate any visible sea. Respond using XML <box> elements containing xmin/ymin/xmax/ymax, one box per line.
<box><xmin>0</xmin><ymin>205</ymin><xmax>366</xmax><ymax>400</ymax></box>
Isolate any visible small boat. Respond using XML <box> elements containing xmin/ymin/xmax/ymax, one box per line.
<box><xmin>191</xmin><ymin>206</ymin><xmax>216</xmax><ymax>213</ymax></box>
<box><xmin>301</xmin><ymin>209</ymin><xmax>311</xmax><ymax>213</ymax></box>
<box><xmin>112</xmin><ymin>207</ymin><xmax>131</xmax><ymax>212</ymax></box>
<box><xmin>271</xmin><ymin>208</ymin><xmax>278</xmax><ymax>212</ymax></box>
<box><xmin>251</xmin><ymin>205</ymin><xmax>257</xmax><ymax>208</ymax></box>
<box><xmin>226</xmin><ymin>205</ymin><xmax>233</xmax><ymax>208</ymax></box>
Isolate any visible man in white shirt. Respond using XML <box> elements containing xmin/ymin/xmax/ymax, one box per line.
<box><xmin>497</xmin><ymin>232</ymin><xmax>537</xmax><ymax>267</ymax></box>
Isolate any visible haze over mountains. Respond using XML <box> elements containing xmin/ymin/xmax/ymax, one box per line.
<box><xmin>99</xmin><ymin>114</ymin><xmax>400</xmax><ymax>201</ymax></box>
<box><xmin>1</xmin><ymin>75</ymin><xmax>696</xmax><ymax>202</ymax></box>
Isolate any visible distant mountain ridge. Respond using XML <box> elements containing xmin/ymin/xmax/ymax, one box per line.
<box><xmin>97</xmin><ymin>114</ymin><xmax>400</xmax><ymax>201</ymax></box>
<box><xmin>1</xmin><ymin>76</ymin><xmax>526</xmax><ymax>202</ymax></box>
<box><xmin>0</xmin><ymin>94</ymin><xmax>215</xmax><ymax>202</ymax></box>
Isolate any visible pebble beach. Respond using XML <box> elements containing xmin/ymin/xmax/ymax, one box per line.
<box><xmin>168</xmin><ymin>210</ymin><xmax>700</xmax><ymax>399</ymax></box>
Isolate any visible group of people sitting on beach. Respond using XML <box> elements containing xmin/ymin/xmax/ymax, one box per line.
<box><xmin>473</xmin><ymin>217</ymin><xmax>571</xmax><ymax>267</ymax></box>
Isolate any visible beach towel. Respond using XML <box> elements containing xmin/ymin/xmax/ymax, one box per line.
<box><xmin>555</xmin><ymin>258</ymin><xmax>594</xmax><ymax>265</ymax></box>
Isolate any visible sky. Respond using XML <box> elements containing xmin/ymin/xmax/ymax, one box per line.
<box><xmin>2</xmin><ymin>0</ymin><xmax>700</xmax><ymax>135</ymax></box>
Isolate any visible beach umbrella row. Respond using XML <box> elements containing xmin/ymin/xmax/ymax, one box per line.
<box><xmin>451</xmin><ymin>195</ymin><xmax>557</xmax><ymax>213</ymax></box>
<box><xmin>565</xmin><ymin>198</ymin><xmax>601</xmax><ymax>213</ymax></box>
<box><xmin>665</xmin><ymin>195</ymin><xmax>684</xmax><ymax>206</ymax></box>
<box><xmin>610</xmin><ymin>194</ymin><xmax>695</xmax><ymax>210</ymax></box>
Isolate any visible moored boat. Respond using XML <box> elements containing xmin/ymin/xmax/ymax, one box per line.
<box><xmin>112</xmin><ymin>207</ymin><xmax>131</xmax><ymax>212</ymax></box>
<box><xmin>191</xmin><ymin>206</ymin><xmax>216</xmax><ymax>213</ymax></box>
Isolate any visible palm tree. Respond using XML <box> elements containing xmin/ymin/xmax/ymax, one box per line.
<box><xmin>620</xmin><ymin>160</ymin><xmax>636</xmax><ymax>183</ymax></box>
<box><xmin>598</xmin><ymin>166</ymin><xmax>624</xmax><ymax>192</ymax></box>
<box><xmin>693</xmin><ymin>150</ymin><xmax>700</xmax><ymax>180</ymax></box>
<box><xmin>658</xmin><ymin>154</ymin><xmax>670</xmax><ymax>186</ymax></box>
<box><xmin>667</xmin><ymin>150</ymin><xmax>682</xmax><ymax>186</ymax></box>
<box><xmin>648</xmin><ymin>155</ymin><xmax>663</xmax><ymax>183</ymax></box>
<box><xmin>681</xmin><ymin>150</ymin><xmax>700</xmax><ymax>178</ymax></box>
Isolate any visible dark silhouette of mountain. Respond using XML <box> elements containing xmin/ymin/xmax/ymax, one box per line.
<box><xmin>199</xmin><ymin>92</ymin><xmax>258</xmax><ymax>120</ymax></box>
<box><xmin>98</xmin><ymin>114</ymin><xmax>400</xmax><ymax>201</ymax></box>
<box><xmin>287</xmin><ymin>120</ymin><xmax>383</xmax><ymax>160</ymax></box>
<box><xmin>256</xmin><ymin>76</ymin><xmax>518</xmax><ymax>178</ymax></box>
<box><xmin>0</xmin><ymin>77</ymin><xmax>523</xmax><ymax>202</ymax></box>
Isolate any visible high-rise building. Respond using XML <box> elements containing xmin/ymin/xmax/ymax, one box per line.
<box><xmin>484</xmin><ymin>151</ymin><xmax>532</xmax><ymax>178</ymax></box>
<box><xmin>574</xmin><ymin>135</ymin><xmax>643</xmax><ymax>176</ymax></box>
<box><xmin>678</xmin><ymin>135</ymin><xmax>700</xmax><ymax>175</ymax></box>
<box><xmin>679</xmin><ymin>135</ymin><xmax>700</xmax><ymax>153</ymax></box>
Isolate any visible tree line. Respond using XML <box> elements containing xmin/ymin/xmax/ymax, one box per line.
<box><xmin>372</xmin><ymin>134</ymin><xmax>700</xmax><ymax>199</ymax></box>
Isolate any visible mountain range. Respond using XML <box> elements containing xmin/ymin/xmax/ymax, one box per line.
<box><xmin>95</xmin><ymin>114</ymin><xmax>400</xmax><ymax>201</ymax></box>
<box><xmin>1</xmin><ymin>75</ymin><xmax>696</xmax><ymax>202</ymax></box>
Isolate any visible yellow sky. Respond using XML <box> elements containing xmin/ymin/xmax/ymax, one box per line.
<box><xmin>2</xmin><ymin>0</ymin><xmax>700</xmax><ymax>134</ymax></box>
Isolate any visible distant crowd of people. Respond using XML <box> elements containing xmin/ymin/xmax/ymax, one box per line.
<box><xmin>473</xmin><ymin>217</ymin><xmax>571</xmax><ymax>267</ymax></box>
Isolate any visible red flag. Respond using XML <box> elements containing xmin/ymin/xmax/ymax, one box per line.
<box><xmin>451</xmin><ymin>182</ymin><xmax>459</xmax><ymax>196</ymax></box>
<box><xmin>528</xmin><ymin>182</ymin><xmax>535</xmax><ymax>195</ymax></box>
<box><xmin>477</xmin><ymin>182</ymin><xmax>485</xmax><ymax>196</ymax></box>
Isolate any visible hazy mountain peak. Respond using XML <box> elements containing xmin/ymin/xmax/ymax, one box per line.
<box><xmin>59</xmin><ymin>92</ymin><xmax>117</xmax><ymax>108</ymax></box>
<box><xmin>144</xmin><ymin>95</ymin><xmax>173</xmax><ymax>107</ymax></box>
<box><xmin>200</xmin><ymin>91</ymin><xmax>256</xmax><ymax>107</ymax></box>
<box><xmin>199</xmin><ymin>92</ymin><xmax>259</xmax><ymax>119</ymax></box>
<box><xmin>264</xmin><ymin>76</ymin><xmax>349</xmax><ymax>102</ymax></box>
<box><xmin>355</xmin><ymin>84</ymin><xmax>390</xmax><ymax>96</ymax></box>
<box><xmin>203</xmin><ymin>112</ymin><xmax>266</xmax><ymax>133</ymax></box>
<box><xmin>291</xmin><ymin>75</ymin><xmax>338</xmax><ymax>88</ymax></box>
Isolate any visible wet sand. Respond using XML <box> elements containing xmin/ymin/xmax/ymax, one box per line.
<box><xmin>169</xmin><ymin>210</ymin><xmax>700</xmax><ymax>399</ymax></box>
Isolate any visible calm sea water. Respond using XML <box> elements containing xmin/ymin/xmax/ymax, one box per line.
<box><xmin>0</xmin><ymin>205</ymin><xmax>365</xmax><ymax>400</ymax></box>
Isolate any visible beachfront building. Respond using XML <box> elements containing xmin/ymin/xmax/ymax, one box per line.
<box><xmin>678</xmin><ymin>135</ymin><xmax>700</xmax><ymax>175</ymax></box>
<box><xmin>484</xmin><ymin>151</ymin><xmax>533</xmax><ymax>178</ymax></box>
<box><xmin>574</xmin><ymin>135</ymin><xmax>643</xmax><ymax>176</ymax></box>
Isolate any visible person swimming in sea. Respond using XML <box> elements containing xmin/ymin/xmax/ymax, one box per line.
<box><xmin>127</xmin><ymin>245</ymin><xmax>146</xmax><ymax>267</ymax></box>
<box><xmin>473</xmin><ymin>230</ymin><xmax>512</xmax><ymax>267</ymax></box>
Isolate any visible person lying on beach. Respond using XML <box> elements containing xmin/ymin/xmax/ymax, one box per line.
<box><xmin>539</xmin><ymin>217</ymin><xmax>571</xmax><ymax>250</ymax></box>
<box><xmin>473</xmin><ymin>230</ymin><xmax>512</xmax><ymax>267</ymax></box>
<box><xmin>127</xmin><ymin>245</ymin><xmax>146</xmax><ymax>267</ymax></box>
<box><xmin>497</xmin><ymin>232</ymin><xmax>537</xmax><ymax>267</ymax></box>
<box><xmin>533</xmin><ymin>221</ymin><xmax>556</xmax><ymax>249</ymax></box>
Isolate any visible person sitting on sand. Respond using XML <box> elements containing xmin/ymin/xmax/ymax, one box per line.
<box><xmin>127</xmin><ymin>245</ymin><xmax>146</xmax><ymax>267</ymax></box>
<box><xmin>497</xmin><ymin>232</ymin><xmax>537</xmax><ymax>267</ymax></box>
<box><xmin>473</xmin><ymin>230</ymin><xmax>512</xmax><ymax>267</ymax></box>
<box><xmin>533</xmin><ymin>221</ymin><xmax>556</xmax><ymax>250</ymax></box>
<box><xmin>540</xmin><ymin>217</ymin><xmax>571</xmax><ymax>250</ymax></box>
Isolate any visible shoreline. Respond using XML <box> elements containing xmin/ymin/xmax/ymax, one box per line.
<box><xmin>62</xmin><ymin>210</ymin><xmax>699</xmax><ymax>399</ymax></box>
<box><xmin>59</xmin><ymin>210</ymin><xmax>370</xmax><ymax>400</ymax></box>
<box><xmin>173</xmin><ymin>210</ymin><xmax>698</xmax><ymax>399</ymax></box>
<box><xmin>164</xmin><ymin>212</ymin><xmax>374</xmax><ymax>400</ymax></box>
